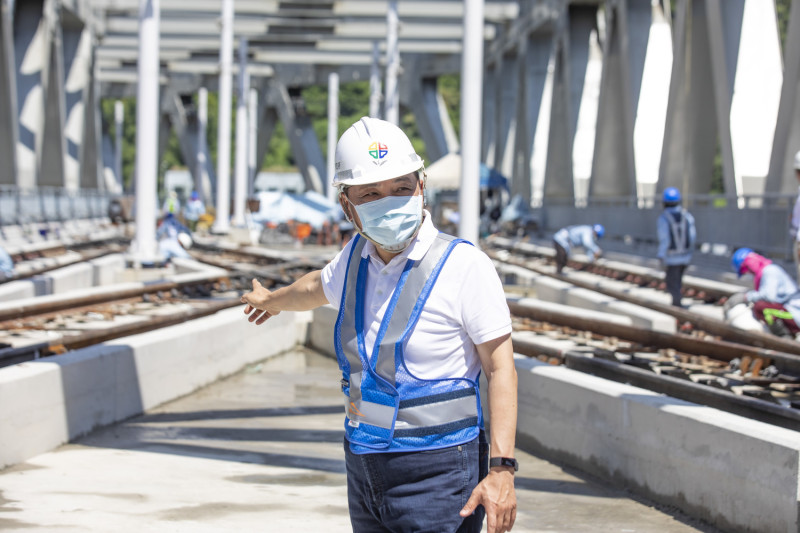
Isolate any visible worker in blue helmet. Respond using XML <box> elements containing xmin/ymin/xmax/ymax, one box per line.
<box><xmin>552</xmin><ymin>224</ymin><xmax>604</xmax><ymax>274</ymax></box>
<box><xmin>656</xmin><ymin>187</ymin><xmax>696</xmax><ymax>307</ymax></box>
<box><xmin>726</xmin><ymin>248</ymin><xmax>800</xmax><ymax>338</ymax></box>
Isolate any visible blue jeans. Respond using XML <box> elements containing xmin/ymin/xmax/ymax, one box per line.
<box><xmin>344</xmin><ymin>432</ymin><xmax>488</xmax><ymax>533</ymax></box>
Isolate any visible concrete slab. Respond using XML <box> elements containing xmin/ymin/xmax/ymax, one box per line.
<box><xmin>0</xmin><ymin>349</ymin><xmax>718</xmax><ymax>533</ymax></box>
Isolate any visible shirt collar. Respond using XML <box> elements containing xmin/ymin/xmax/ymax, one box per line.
<box><xmin>361</xmin><ymin>210</ymin><xmax>436</xmax><ymax>266</ymax></box>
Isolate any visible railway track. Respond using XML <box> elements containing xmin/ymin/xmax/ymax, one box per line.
<box><xmin>1</xmin><ymin>237</ymin><xmax>131</xmax><ymax>284</ymax></box>
<box><xmin>0</xmin><ymin>240</ymin><xmax>331</xmax><ymax>369</ymax></box>
<box><xmin>483</xmin><ymin>237</ymin><xmax>800</xmax><ymax>430</ymax></box>
<box><xmin>3</xmin><ymin>236</ymin><xmax>800</xmax><ymax>431</ymax></box>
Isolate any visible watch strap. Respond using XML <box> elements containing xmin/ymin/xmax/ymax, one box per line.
<box><xmin>489</xmin><ymin>457</ymin><xmax>519</xmax><ymax>472</ymax></box>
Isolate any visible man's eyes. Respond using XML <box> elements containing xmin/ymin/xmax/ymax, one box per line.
<box><xmin>355</xmin><ymin>184</ymin><xmax>414</xmax><ymax>201</ymax></box>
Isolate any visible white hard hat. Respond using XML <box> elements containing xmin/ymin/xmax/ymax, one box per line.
<box><xmin>177</xmin><ymin>232</ymin><xmax>193</xmax><ymax>249</ymax></box>
<box><xmin>794</xmin><ymin>150</ymin><xmax>800</xmax><ymax>170</ymax></box>
<box><xmin>333</xmin><ymin>117</ymin><xmax>424</xmax><ymax>188</ymax></box>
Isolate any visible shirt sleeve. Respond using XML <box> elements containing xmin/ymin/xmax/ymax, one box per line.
<box><xmin>320</xmin><ymin>239</ymin><xmax>356</xmax><ymax>310</ymax></box>
<box><xmin>581</xmin><ymin>228</ymin><xmax>600</xmax><ymax>255</ymax></box>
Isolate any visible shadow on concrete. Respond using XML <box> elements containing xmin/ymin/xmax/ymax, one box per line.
<box><xmin>128</xmin><ymin>442</ymin><xmax>346</xmax><ymax>474</ymax></box>
<box><xmin>135</xmin><ymin>404</ymin><xmax>342</xmax><ymax>423</ymax></box>
<box><xmin>127</xmin><ymin>425</ymin><xmax>344</xmax><ymax>443</ymax></box>
<box><xmin>513</xmin><ymin>475</ymin><xmax>617</xmax><ymax>497</ymax></box>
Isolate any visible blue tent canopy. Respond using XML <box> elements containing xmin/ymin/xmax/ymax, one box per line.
<box><xmin>479</xmin><ymin>164</ymin><xmax>509</xmax><ymax>190</ymax></box>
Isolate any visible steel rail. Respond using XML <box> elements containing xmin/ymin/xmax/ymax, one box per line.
<box><xmin>486</xmin><ymin>236</ymin><xmax>733</xmax><ymax>301</ymax></box>
<box><xmin>494</xmin><ymin>251</ymin><xmax>800</xmax><ymax>357</ymax></box>
<box><xmin>0</xmin><ymin>298</ymin><xmax>242</xmax><ymax>368</ymax></box>
<box><xmin>507</xmin><ymin>299</ymin><xmax>800</xmax><ymax>376</ymax></box>
<box><xmin>190</xmin><ymin>253</ymin><xmax>312</xmax><ymax>286</ymax></box>
<box><xmin>0</xmin><ymin>274</ymin><xmax>230</xmax><ymax>322</ymax></box>
<box><xmin>0</xmin><ymin>247</ymin><xmax>125</xmax><ymax>285</ymax></box>
<box><xmin>511</xmin><ymin>334</ymin><xmax>800</xmax><ymax>431</ymax></box>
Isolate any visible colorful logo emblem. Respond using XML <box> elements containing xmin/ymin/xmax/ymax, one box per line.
<box><xmin>368</xmin><ymin>142</ymin><xmax>388</xmax><ymax>160</ymax></box>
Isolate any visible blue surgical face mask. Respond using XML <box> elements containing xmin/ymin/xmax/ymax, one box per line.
<box><xmin>349</xmin><ymin>194</ymin><xmax>423</xmax><ymax>252</ymax></box>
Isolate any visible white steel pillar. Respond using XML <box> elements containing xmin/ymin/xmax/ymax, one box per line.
<box><xmin>248</xmin><ymin>87</ymin><xmax>258</xmax><ymax>197</ymax></box>
<box><xmin>214</xmin><ymin>0</ymin><xmax>233</xmax><ymax>233</ymax></box>
<box><xmin>384</xmin><ymin>1</ymin><xmax>399</xmax><ymax>125</ymax></box>
<box><xmin>369</xmin><ymin>41</ymin><xmax>381</xmax><ymax>118</ymax></box>
<box><xmin>133</xmin><ymin>0</ymin><xmax>160</xmax><ymax>263</ymax></box>
<box><xmin>114</xmin><ymin>100</ymin><xmax>123</xmax><ymax>188</ymax></box>
<box><xmin>232</xmin><ymin>37</ymin><xmax>249</xmax><ymax>227</ymax></box>
<box><xmin>196</xmin><ymin>87</ymin><xmax>210</xmax><ymax>202</ymax></box>
<box><xmin>458</xmin><ymin>0</ymin><xmax>483</xmax><ymax>245</ymax></box>
<box><xmin>327</xmin><ymin>71</ymin><xmax>339</xmax><ymax>202</ymax></box>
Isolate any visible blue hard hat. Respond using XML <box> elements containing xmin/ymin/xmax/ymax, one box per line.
<box><xmin>731</xmin><ymin>247</ymin><xmax>753</xmax><ymax>277</ymax></box>
<box><xmin>663</xmin><ymin>187</ymin><xmax>681</xmax><ymax>203</ymax></box>
<box><xmin>593</xmin><ymin>224</ymin><xmax>605</xmax><ymax>239</ymax></box>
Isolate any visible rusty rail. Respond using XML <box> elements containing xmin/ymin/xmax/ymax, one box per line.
<box><xmin>494</xmin><ymin>251</ymin><xmax>800</xmax><ymax>357</ymax></box>
<box><xmin>0</xmin><ymin>298</ymin><xmax>242</xmax><ymax>367</ymax></box>
<box><xmin>508</xmin><ymin>299</ymin><xmax>800</xmax><ymax>376</ymax></box>
<box><xmin>487</xmin><ymin>236</ymin><xmax>734</xmax><ymax>302</ymax></box>
<box><xmin>0</xmin><ymin>274</ymin><xmax>230</xmax><ymax>322</ymax></box>
<box><xmin>512</xmin><ymin>334</ymin><xmax>800</xmax><ymax>431</ymax></box>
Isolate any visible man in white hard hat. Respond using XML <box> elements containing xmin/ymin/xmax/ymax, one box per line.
<box><xmin>790</xmin><ymin>150</ymin><xmax>800</xmax><ymax>283</ymax></box>
<box><xmin>241</xmin><ymin>117</ymin><xmax>517</xmax><ymax>533</ymax></box>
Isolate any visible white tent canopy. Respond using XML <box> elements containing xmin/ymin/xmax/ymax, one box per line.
<box><xmin>425</xmin><ymin>152</ymin><xmax>462</xmax><ymax>190</ymax></box>
<box><xmin>251</xmin><ymin>191</ymin><xmax>342</xmax><ymax>229</ymax></box>
<box><xmin>425</xmin><ymin>152</ymin><xmax>508</xmax><ymax>191</ymax></box>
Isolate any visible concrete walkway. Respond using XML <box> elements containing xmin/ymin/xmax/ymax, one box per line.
<box><xmin>0</xmin><ymin>348</ymin><xmax>720</xmax><ymax>533</ymax></box>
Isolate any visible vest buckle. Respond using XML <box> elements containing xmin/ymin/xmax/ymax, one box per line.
<box><xmin>340</xmin><ymin>378</ymin><xmax>349</xmax><ymax>392</ymax></box>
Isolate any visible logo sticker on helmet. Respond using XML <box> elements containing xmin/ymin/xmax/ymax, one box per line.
<box><xmin>368</xmin><ymin>142</ymin><xmax>388</xmax><ymax>160</ymax></box>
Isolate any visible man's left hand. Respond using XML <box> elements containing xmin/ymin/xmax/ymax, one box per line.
<box><xmin>459</xmin><ymin>469</ymin><xmax>516</xmax><ymax>532</ymax></box>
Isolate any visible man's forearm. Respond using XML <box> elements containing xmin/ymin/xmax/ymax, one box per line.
<box><xmin>265</xmin><ymin>270</ymin><xmax>328</xmax><ymax>311</ymax></box>
<box><xmin>487</xmin><ymin>364</ymin><xmax>518</xmax><ymax>458</ymax></box>
<box><xmin>480</xmin><ymin>336</ymin><xmax>518</xmax><ymax>458</ymax></box>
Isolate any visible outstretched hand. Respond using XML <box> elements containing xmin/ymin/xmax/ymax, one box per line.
<box><xmin>241</xmin><ymin>278</ymin><xmax>281</xmax><ymax>325</ymax></box>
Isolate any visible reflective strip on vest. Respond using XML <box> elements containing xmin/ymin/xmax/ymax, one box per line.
<box><xmin>395</xmin><ymin>388</ymin><xmax>478</xmax><ymax>428</ymax></box>
<box><xmin>346</xmin><ymin>372</ymin><xmax>396</xmax><ymax>429</ymax></box>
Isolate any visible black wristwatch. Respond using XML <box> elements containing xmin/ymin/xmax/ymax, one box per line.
<box><xmin>489</xmin><ymin>457</ymin><xmax>519</xmax><ymax>472</ymax></box>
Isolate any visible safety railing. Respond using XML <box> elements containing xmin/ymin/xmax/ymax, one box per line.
<box><xmin>0</xmin><ymin>186</ymin><xmax>114</xmax><ymax>226</ymax></box>
<box><xmin>531</xmin><ymin>193</ymin><xmax>797</xmax><ymax>267</ymax></box>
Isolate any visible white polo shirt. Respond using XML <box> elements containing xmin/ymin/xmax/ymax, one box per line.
<box><xmin>321</xmin><ymin>212</ymin><xmax>512</xmax><ymax>381</ymax></box>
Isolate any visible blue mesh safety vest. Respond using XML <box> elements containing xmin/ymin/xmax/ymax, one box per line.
<box><xmin>334</xmin><ymin>233</ymin><xmax>483</xmax><ymax>454</ymax></box>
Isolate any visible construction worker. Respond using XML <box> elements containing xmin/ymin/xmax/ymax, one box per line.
<box><xmin>182</xmin><ymin>191</ymin><xmax>206</xmax><ymax>232</ymax></box>
<box><xmin>725</xmin><ymin>248</ymin><xmax>800</xmax><ymax>338</ymax></box>
<box><xmin>656</xmin><ymin>187</ymin><xmax>696</xmax><ymax>307</ymax></box>
<box><xmin>790</xmin><ymin>150</ymin><xmax>800</xmax><ymax>283</ymax></box>
<box><xmin>0</xmin><ymin>245</ymin><xmax>14</xmax><ymax>278</ymax></box>
<box><xmin>241</xmin><ymin>117</ymin><xmax>517</xmax><ymax>533</ymax></box>
<box><xmin>156</xmin><ymin>213</ymin><xmax>192</xmax><ymax>261</ymax></box>
<box><xmin>552</xmin><ymin>223</ymin><xmax>604</xmax><ymax>274</ymax></box>
<box><xmin>162</xmin><ymin>190</ymin><xmax>181</xmax><ymax>217</ymax></box>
